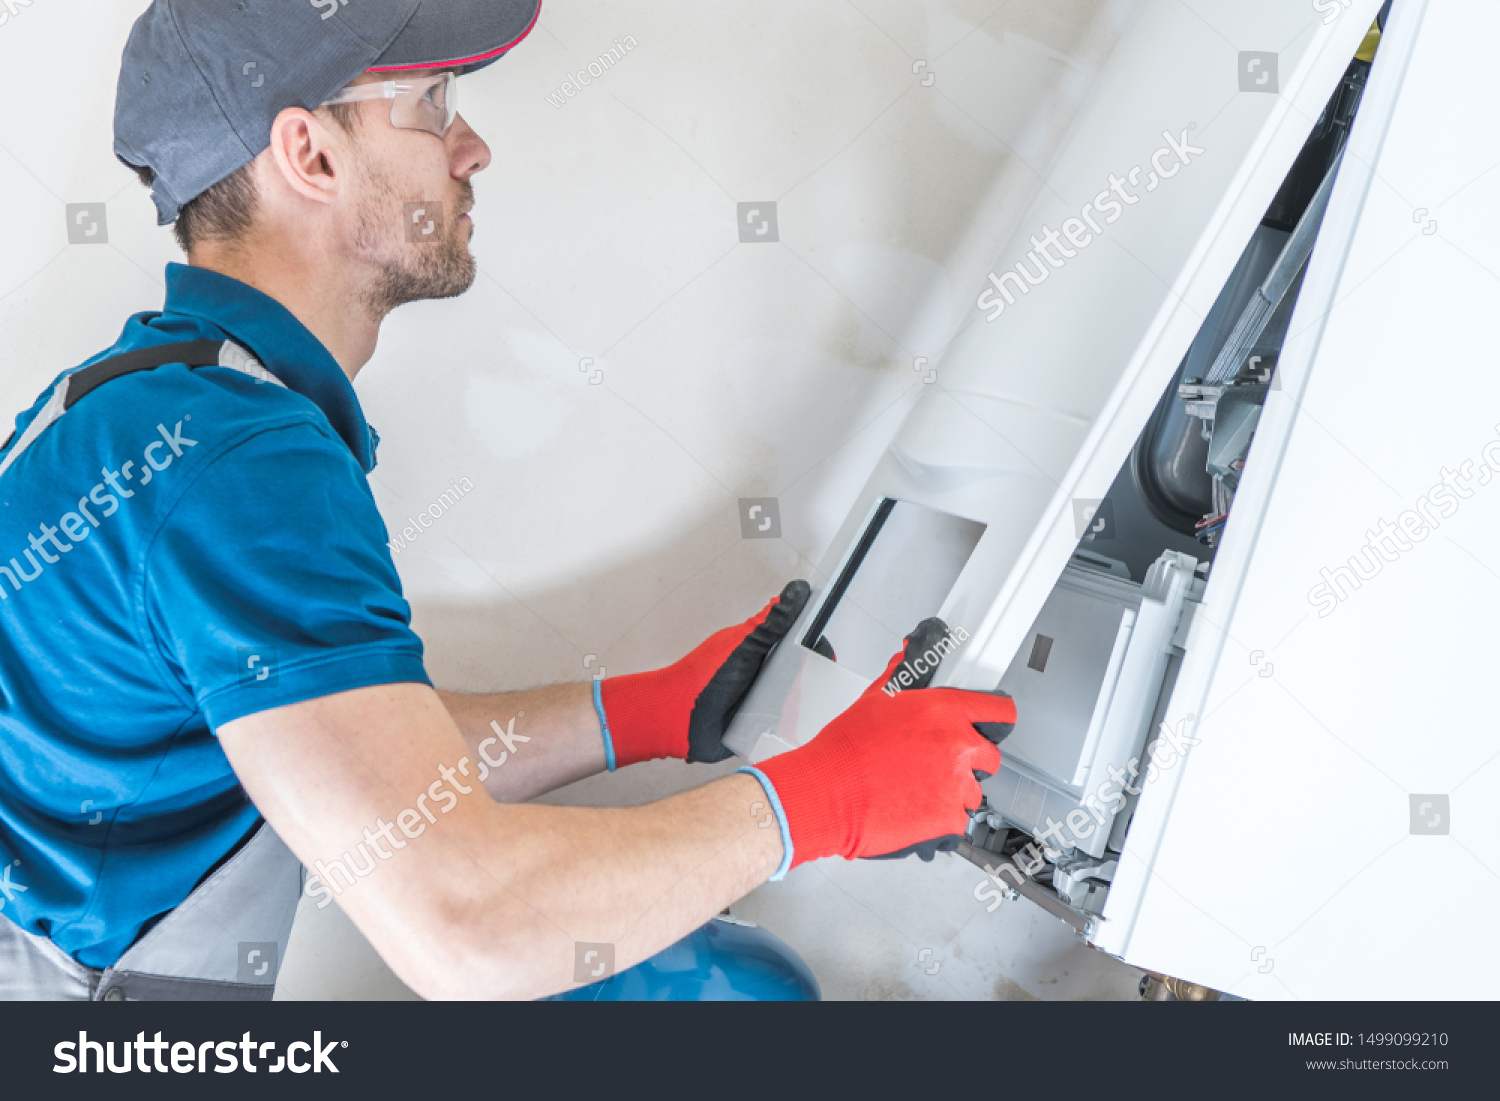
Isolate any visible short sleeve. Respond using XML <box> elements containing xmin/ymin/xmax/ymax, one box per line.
<box><xmin>144</xmin><ymin>423</ymin><xmax>431</xmax><ymax>729</ymax></box>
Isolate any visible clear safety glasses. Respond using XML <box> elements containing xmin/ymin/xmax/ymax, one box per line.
<box><xmin>320</xmin><ymin>71</ymin><xmax>458</xmax><ymax>138</ymax></box>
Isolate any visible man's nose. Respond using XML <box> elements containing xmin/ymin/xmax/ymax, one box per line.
<box><xmin>448</xmin><ymin>113</ymin><xmax>491</xmax><ymax>177</ymax></box>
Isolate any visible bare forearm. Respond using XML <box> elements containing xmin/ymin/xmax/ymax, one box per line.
<box><xmin>434</xmin><ymin>682</ymin><xmax>604</xmax><ymax>802</ymax></box>
<box><xmin>377</xmin><ymin>772</ymin><xmax>784</xmax><ymax>1000</ymax></box>
<box><xmin>223</xmin><ymin>682</ymin><xmax>783</xmax><ymax>1001</ymax></box>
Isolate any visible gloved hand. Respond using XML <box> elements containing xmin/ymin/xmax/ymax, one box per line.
<box><xmin>747</xmin><ymin>618</ymin><xmax>1015</xmax><ymax>870</ymax></box>
<box><xmin>597</xmin><ymin>580</ymin><xmax>811</xmax><ymax>769</ymax></box>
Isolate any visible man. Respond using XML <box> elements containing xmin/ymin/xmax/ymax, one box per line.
<box><xmin>0</xmin><ymin>0</ymin><xmax>1014</xmax><ymax>1001</ymax></box>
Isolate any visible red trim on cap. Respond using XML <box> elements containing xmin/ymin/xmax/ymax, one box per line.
<box><xmin>367</xmin><ymin>2</ymin><xmax>541</xmax><ymax>73</ymax></box>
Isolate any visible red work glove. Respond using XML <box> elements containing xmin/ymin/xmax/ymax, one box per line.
<box><xmin>598</xmin><ymin>580</ymin><xmax>811</xmax><ymax>769</ymax></box>
<box><xmin>746</xmin><ymin>618</ymin><xmax>1015</xmax><ymax>872</ymax></box>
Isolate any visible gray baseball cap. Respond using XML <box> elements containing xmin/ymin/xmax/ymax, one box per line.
<box><xmin>115</xmin><ymin>0</ymin><xmax>542</xmax><ymax>226</ymax></box>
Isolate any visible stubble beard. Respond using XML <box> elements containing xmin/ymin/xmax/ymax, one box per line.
<box><xmin>351</xmin><ymin>156</ymin><xmax>477</xmax><ymax>319</ymax></box>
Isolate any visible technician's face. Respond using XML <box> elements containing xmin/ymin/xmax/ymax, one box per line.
<box><xmin>341</xmin><ymin>67</ymin><xmax>491</xmax><ymax>317</ymax></box>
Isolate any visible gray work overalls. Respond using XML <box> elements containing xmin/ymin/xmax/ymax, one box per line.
<box><xmin>0</xmin><ymin>821</ymin><xmax>302</xmax><ymax>1000</ymax></box>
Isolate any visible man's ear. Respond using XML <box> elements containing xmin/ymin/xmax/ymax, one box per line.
<box><xmin>264</xmin><ymin>107</ymin><xmax>347</xmax><ymax>210</ymax></box>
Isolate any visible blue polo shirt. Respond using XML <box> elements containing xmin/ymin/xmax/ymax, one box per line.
<box><xmin>0</xmin><ymin>262</ymin><xmax>430</xmax><ymax>968</ymax></box>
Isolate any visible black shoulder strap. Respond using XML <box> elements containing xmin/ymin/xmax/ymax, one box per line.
<box><xmin>0</xmin><ymin>340</ymin><xmax>227</xmax><ymax>455</ymax></box>
<box><xmin>63</xmin><ymin>339</ymin><xmax>227</xmax><ymax>410</ymax></box>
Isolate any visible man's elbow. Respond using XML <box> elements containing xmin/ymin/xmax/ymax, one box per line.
<box><xmin>389</xmin><ymin>903</ymin><xmax>570</xmax><ymax>1001</ymax></box>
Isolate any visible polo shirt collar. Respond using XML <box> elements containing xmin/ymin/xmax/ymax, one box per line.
<box><xmin>160</xmin><ymin>262</ymin><xmax>378</xmax><ymax>473</ymax></box>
